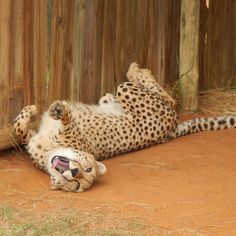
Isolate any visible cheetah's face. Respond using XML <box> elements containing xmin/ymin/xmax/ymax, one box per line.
<box><xmin>47</xmin><ymin>148</ymin><xmax>106</xmax><ymax>192</ymax></box>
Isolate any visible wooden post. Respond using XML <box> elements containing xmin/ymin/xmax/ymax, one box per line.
<box><xmin>179</xmin><ymin>0</ymin><xmax>200</xmax><ymax>112</ymax></box>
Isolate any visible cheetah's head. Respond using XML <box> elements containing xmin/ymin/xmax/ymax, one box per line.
<box><xmin>47</xmin><ymin>147</ymin><xmax>106</xmax><ymax>192</ymax></box>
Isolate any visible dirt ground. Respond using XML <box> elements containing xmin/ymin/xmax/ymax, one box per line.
<box><xmin>0</xmin><ymin>116</ymin><xmax>236</xmax><ymax>235</ymax></box>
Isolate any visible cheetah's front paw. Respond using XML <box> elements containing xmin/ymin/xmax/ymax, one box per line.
<box><xmin>49</xmin><ymin>101</ymin><xmax>69</xmax><ymax>121</ymax></box>
<box><xmin>14</xmin><ymin>105</ymin><xmax>37</xmax><ymax>124</ymax></box>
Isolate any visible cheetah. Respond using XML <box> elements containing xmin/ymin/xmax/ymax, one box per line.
<box><xmin>14</xmin><ymin>62</ymin><xmax>236</xmax><ymax>192</ymax></box>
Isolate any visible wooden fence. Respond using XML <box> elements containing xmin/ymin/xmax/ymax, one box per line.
<box><xmin>0</xmin><ymin>0</ymin><xmax>235</xmax><ymax>147</ymax></box>
<box><xmin>199</xmin><ymin>0</ymin><xmax>236</xmax><ymax>89</ymax></box>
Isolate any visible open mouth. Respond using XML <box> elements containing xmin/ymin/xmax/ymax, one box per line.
<box><xmin>51</xmin><ymin>156</ymin><xmax>78</xmax><ymax>177</ymax></box>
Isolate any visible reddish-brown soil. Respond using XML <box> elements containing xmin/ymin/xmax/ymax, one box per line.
<box><xmin>0</xmin><ymin>118</ymin><xmax>236</xmax><ymax>235</ymax></box>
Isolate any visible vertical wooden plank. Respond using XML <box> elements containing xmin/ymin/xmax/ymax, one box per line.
<box><xmin>114</xmin><ymin>0</ymin><xmax>126</xmax><ymax>86</ymax></box>
<box><xmin>72</xmin><ymin>0</ymin><xmax>86</xmax><ymax>101</ymax></box>
<box><xmin>49</xmin><ymin>0</ymin><xmax>63</xmax><ymax>102</ymax></box>
<box><xmin>92</xmin><ymin>0</ymin><xmax>104</xmax><ymax>100</ymax></box>
<box><xmin>152</xmin><ymin>0</ymin><xmax>166</xmax><ymax>85</ymax></box>
<box><xmin>62</xmin><ymin>1</ymin><xmax>74</xmax><ymax>100</ymax></box>
<box><xmin>0</xmin><ymin>0</ymin><xmax>11</xmax><ymax>128</ymax></box>
<box><xmin>33</xmin><ymin>0</ymin><xmax>48</xmax><ymax>112</ymax></box>
<box><xmin>79</xmin><ymin>0</ymin><xmax>96</xmax><ymax>103</ymax></box>
<box><xmin>179</xmin><ymin>0</ymin><xmax>200</xmax><ymax>112</ymax></box>
<box><xmin>165</xmin><ymin>0</ymin><xmax>181</xmax><ymax>84</ymax></box>
<box><xmin>147</xmin><ymin>0</ymin><xmax>156</xmax><ymax>71</ymax></box>
<box><xmin>203</xmin><ymin>0</ymin><xmax>236</xmax><ymax>89</ymax></box>
<box><xmin>199</xmin><ymin>0</ymin><xmax>208</xmax><ymax>89</ymax></box>
<box><xmin>49</xmin><ymin>0</ymin><xmax>74</xmax><ymax>103</ymax></box>
<box><xmin>115</xmin><ymin>0</ymin><xmax>138</xmax><ymax>87</ymax></box>
<box><xmin>136</xmin><ymin>0</ymin><xmax>151</xmax><ymax>68</ymax></box>
<box><xmin>100</xmin><ymin>0</ymin><xmax>116</xmax><ymax>95</ymax></box>
<box><xmin>232</xmin><ymin>1</ymin><xmax>236</xmax><ymax>86</ymax></box>
<box><xmin>151</xmin><ymin>0</ymin><xmax>181</xmax><ymax>85</ymax></box>
<box><xmin>23</xmin><ymin>0</ymin><xmax>34</xmax><ymax>105</ymax></box>
<box><xmin>74</xmin><ymin>0</ymin><xmax>105</xmax><ymax>103</ymax></box>
<box><xmin>8</xmin><ymin>0</ymin><xmax>24</xmax><ymax>122</ymax></box>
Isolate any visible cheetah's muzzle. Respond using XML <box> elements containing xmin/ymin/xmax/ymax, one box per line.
<box><xmin>51</xmin><ymin>156</ymin><xmax>78</xmax><ymax>177</ymax></box>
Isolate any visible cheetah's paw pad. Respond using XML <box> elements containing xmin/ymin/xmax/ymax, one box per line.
<box><xmin>49</xmin><ymin>101</ymin><xmax>68</xmax><ymax>120</ymax></box>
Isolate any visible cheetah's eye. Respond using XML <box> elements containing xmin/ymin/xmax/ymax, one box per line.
<box><xmin>85</xmin><ymin>167</ymin><xmax>92</xmax><ymax>173</ymax></box>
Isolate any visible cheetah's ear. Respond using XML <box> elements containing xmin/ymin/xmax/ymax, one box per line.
<box><xmin>96</xmin><ymin>161</ymin><xmax>107</xmax><ymax>176</ymax></box>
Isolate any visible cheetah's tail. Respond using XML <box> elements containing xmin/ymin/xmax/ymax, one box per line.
<box><xmin>170</xmin><ymin>116</ymin><xmax>236</xmax><ymax>139</ymax></box>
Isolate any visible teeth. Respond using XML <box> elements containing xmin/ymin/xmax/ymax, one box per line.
<box><xmin>56</xmin><ymin>168</ymin><xmax>64</xmax><ymax>174</ymax></box>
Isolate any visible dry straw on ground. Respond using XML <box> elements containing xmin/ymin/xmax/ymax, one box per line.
<box><xmin>166</xmin><ymin>84</ymin><xmax>236</xmax><ymax>115</ymax></box>
<box><xmin>198</xmin><ymin>88</ymin><xmax>236</xmax><ymax>115</ymax></box>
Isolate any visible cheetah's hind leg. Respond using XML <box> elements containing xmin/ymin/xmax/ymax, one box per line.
<box><xmin>126</xmin><ymin>62</ymin><xmax>175</xmax><ymax>106</ymax></box>
<box><xmin>14</xmin><ymin>105</ymin><xmax>37</xmax><ymax>145</ymax></box>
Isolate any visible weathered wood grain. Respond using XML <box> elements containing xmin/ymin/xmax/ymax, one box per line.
<box><xmin>100</xmin><ymin>0</ymin><xmax>116</xmax><ymax>95</ymax></box>
<box><xmin>48</xmin><ymin>0</ymin><xmax>74</xmax><ymax>102</ymax></box>
<box><xmin>72</xmin><ymin>0</ymin><xmax>86</xmax><ymax>101</ymax></box>
<box><xmin>0</xmin><ymin>0</ymin><xmax>11</xmax><ymax>128</ymax></box>
<box><xmin>115</xmin><ymin>0</ymin><xmax>138</xmax><ymax>86</ymax></box>
<box><xmin>179</xmin><ymin>0</ymin><xmax>200</xmax><ymax>112</ymax></box>
<box><xmin>9</xmin><ymin>0</ymin><xmax>24</xmax><ymax>123</ymax></box>
<box><xmin>202</xmin><ymin>0</ymin><xmax>236</xmax><ymax>89</ymax></box>
<box><xmin>33</xmin><ymin>0</ymin><xmax>48</xmax><ymax>112</ymax></box>
<box><xmin>78</xmin><ymin>0</ymin><xmax>96</xmax><ymax>103</ymax></box>
<box><xmin>23</xmin><ymin>0</ymin><xmax>34</xmax><ymax>106</ymax></box>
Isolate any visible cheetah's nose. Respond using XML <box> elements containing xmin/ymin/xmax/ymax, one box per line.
<box><xmin>71</xmin><ymin>168</ymin><xmax>79</xmax><ymax>177</ymax></box>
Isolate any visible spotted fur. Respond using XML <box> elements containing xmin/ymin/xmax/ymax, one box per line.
<box><xmin>14</xmin><ymin>63</ymin><xmax>236</xmax><ymax>192</ymax></box>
